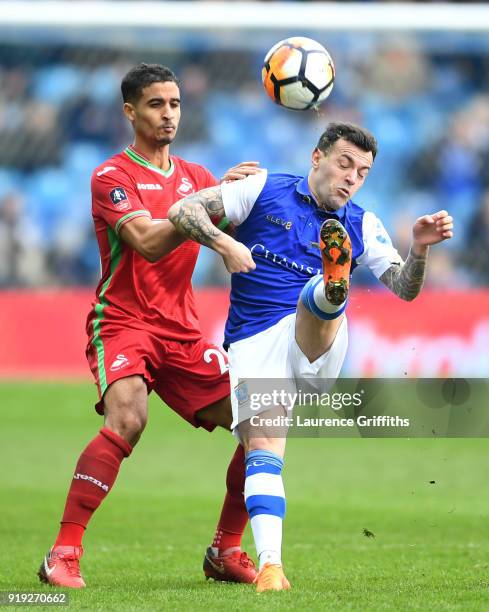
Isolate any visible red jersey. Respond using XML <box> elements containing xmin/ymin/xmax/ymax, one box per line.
<box><xmin>87</xmin><ymin>145</ymin><xmax>217</xmax><ymax>342</ymax></box>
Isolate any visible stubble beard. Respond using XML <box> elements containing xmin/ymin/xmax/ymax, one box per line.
<box><xmin>318</xmin><ymin>195</ymin><xmax>342</xmax><ymax>213</ymax></box>
<box><xmin>155</xmin><ymin>135</ymin><xmax>174</xmax><ymax>147</ymax></box>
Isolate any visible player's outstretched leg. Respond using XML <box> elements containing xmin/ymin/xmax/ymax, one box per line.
<box><xmin>203</xmin><ymin>444</ymin><xmax>257</xmax><ymax>583</ymax></box>
<box><xmin>38</xmin><ymin>376</ymin><xmax>145</xmax><ymax>588</ymax></box>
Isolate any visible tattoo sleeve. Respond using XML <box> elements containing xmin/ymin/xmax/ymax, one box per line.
<box><xmin>168</xmin><ymin>185</ymin><xmax>226</xmax><ymax>247</ymax></box>
<box><xmin>379</xmin><ymin>249</ymin><xmax>428</xmax><ymax>301</ymax></box>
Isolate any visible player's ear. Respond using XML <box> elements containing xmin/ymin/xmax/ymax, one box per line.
<box><xmin>311</xmin><ymin>147</ymin><xmax>321</xmax><ymax>169</ymax></box>
<box><xmin>123</xmin><ymin>102</ymin><xmax>136</xmax><ymax>123</ymax></box>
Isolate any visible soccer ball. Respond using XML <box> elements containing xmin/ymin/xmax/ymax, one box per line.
<box><xmin>262</xmin><ymin>37</ymin><xmax>335</xmax><ymax>111</ymax></box>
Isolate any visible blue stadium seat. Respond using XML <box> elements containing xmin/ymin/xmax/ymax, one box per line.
<box><xmin>32</xmin><ymin>64</ymin><xmax>85</xmax><ymax>105</ymax></box>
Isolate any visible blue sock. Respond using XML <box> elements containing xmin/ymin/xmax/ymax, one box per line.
<box><xmin>244</xmin><ymin>450</ymin><xmax>285</xmax><ymax>568</ymax></box>
<box><xmin>300</xmin><ymin>274</ymin><xmax>346</xmax><ymax>320</ymax></box>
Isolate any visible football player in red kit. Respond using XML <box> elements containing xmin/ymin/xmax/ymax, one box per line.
<box><xmin>38</xmin><ymin>63</ymin><xmax>257</xmax><ymax>588</ymax></box>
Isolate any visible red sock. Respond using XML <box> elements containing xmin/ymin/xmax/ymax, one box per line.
<box><xmin>54</xmin><ymin>427</ymin><xmax>132</xmax><ymax>547</ymax></box>
<box><xmin>212</xmin><ymin>444</ymin><xmax>248</xmax><ymax>554</ymax></box>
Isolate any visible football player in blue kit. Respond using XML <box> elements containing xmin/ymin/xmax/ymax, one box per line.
<box><xmin>169</xmin><ymin>122</ymin><xmax>454</xmax><ymax>592</ymax></box>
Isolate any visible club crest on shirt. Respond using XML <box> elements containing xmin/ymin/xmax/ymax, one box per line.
<box><xmin>109</xmin><ymin>187</ymin><xmax>131</xmax><ymax>212</ymax></box>
<box><xmin>176</xmin><ymin>177</ymin><xmax>194</xmax><ymax>196</ymax></box>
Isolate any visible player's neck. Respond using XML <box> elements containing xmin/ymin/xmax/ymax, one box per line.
<box><xmin>130</xmin><ymin>141</ymin><xmax>171</xmax><ymax>171</ymax></box>
<box><xmin>308</xmin><ymin>175</ymin><xmax>335</xmax><ymax>213</ymax></box>
<box><xmin>307</xmin><ymin>177</ymin><xmax>325</xmax><ymax>210</ymax></box>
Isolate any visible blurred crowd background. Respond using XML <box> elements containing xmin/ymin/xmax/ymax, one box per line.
<box><xmin>1</xmin><ymin>11</ymin><xmax>489</xmax><ymax>289</ymax></box>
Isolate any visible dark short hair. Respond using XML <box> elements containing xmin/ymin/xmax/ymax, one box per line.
<box><xmin>121</xmin><ymin>63</ymin><xmax>180</xmax><ymax>104</ymax></box>
<box><xmin>316</xmin><ymin>122</ymin><xmax>377</xmax><ymax>160</ymax></box>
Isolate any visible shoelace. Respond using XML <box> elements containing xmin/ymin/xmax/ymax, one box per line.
<box><xmin>238</xmin><ymin>552</ymin><xmax>255</xmax><ymax>569</ymax></box>
<box><xmin>56</xmin><ymin>554</ymin><xmax>82</xmax><ymax>578</ymax></box>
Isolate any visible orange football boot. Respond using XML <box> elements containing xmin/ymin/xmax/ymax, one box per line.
<box><xmin>319</xmin><ymin>219</ymin><xmax>352</xmax><ymax>305</ymax></box>
<box><xmin>38</xmin><ymin>546</ymin><xmax>85</xmax><ymax>588</ymax></box>
<box><xmin>203</xmin><ymin>547</ymin><xmax>257</xmax><ymax>583</ymax></box>
<box><xmin>255</xmin><ymin>563</ymin><xmax>291</xmax><ymax>593</ymax></box>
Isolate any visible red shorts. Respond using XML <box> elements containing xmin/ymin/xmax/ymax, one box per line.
<box><xmin>86</xmin><ymin>325</ymin><xmax>230</xmax><ymax>432</ymax></box>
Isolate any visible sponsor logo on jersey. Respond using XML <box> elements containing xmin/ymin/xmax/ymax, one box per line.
<box><xmin>97</xmin><ymin>166</ymin><xmax>116</xmax><ymax>177</ymax></box>
<box><xmin>73</xmin><ymin>473</ymin><xmax>109</xmax><ymax>492</ymax></box>
<box><xmin>137</xmin><ymin>183</ymin><xmax>163</xmax><ymax>190</ymax></box>
<box><xmin>109</xmin><ymin>353</ymin><xmax>130</xmax><ymax>371</ymax></box>
<box><xmin>109</xmin><ymin>187</ymin><xmax>131</xmax><ymax>212</ymax></box>
<box><xmin>176</xmin><ymin>177</ymin><xmax>194</xmax><ymax>196</ymax></box>
<box><xmin>250</xmin><ymin>243</ymin><xmax>321</xmax><ymax>276</ymax></box>
<box><xmin>266</xmin><ymin>214</ymin><xmax>293</xmax><ymax>230</ymax></box>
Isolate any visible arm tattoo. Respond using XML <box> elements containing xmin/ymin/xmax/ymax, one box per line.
<box><xmin>379</xmin><ymin>249</ymin><xmax>428</xmax><ymax>301</ymax></box>
<box><xmin>168</xmin><ymin>185</ymin><xmax>225</xmax><ymax>247</ymax></box>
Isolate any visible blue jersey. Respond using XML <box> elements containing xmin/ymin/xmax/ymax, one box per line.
<box><xmin>221</xmin><ymin>171</ymin><xmax>401</xmax><ymax>348</ymax></box>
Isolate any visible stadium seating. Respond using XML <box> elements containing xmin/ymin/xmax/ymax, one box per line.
<box><xmin>0</xmin><ymin>32</ymin><xmax>488</xmax><ymax>287</ymax></box>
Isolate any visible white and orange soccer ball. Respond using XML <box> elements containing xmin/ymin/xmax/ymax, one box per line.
<box><xmin>262</xmin><ymin>37</ymin><xmax>335</xmax><ymax>111</ymax></box>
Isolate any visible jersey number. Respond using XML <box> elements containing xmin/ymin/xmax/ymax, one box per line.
<box><xmin>203</xmin><ymin>348</ymin><xmax>229</xmax><ymax>374</ymax></box>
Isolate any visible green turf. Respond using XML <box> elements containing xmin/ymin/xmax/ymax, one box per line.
<box><xmin>1</xmin><ymin>382</ymin><xmax>489</xmax><ymax>610</ymax></box>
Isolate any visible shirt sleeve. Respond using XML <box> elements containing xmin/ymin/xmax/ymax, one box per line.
<box><xmin>91</xmin><ymin>166</ymin><xmax>152</xmax><ymax>235</ymax></box>
<box><xmin>356</xmin><ymin>210</ymin><xmax>404</xmax><ymax>278</ymax></box>
<box><xmin>221</xmin><ymin>170</ymin><xmax>268</xmax><ymax>225</ymax></box>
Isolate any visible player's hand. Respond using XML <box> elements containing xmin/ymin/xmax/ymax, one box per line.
<box><xmin>412</xmin><ymin>210</ymin><xmax>454</xmax><ymax>253</ymax></box>
<box><xmin>221</xmin><ymin>161</ymin><xmax>261</xmax><ymax>182</ymax></box>
<box><xmin>217</xmin><ymin>237</ymin><xmax>256</xmax><ymax>273</ymax></box>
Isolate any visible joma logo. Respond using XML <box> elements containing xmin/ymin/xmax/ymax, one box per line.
<box><xmin>74</xmin><ymin>473</ymin><xmax>109</xmax><ymax>492</ymax></box>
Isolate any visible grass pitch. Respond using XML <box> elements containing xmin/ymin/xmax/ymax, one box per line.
<box><xmin>1</xmin><ymin>381</ymin><xmax>489</xmax><ymax>611</ymax></box>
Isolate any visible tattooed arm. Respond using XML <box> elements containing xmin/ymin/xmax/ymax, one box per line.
<box><xmin>168</xmin><ymin>185</ymin><xmax>255</xmax><ymax>273</ymax></box>
<box><xmin>379</xmin><ymin>249</ymin><xmax>427</xmax><ymax>301</ymax></box>
<box><xmin>379</xmin><ymin>210</ymin><xmax>454</xmax><ymax>301</ymax></box>
<box><xmin>169</xmin><ymin>185</ymin><xmax>224</xmax><ymax>246</ymax></box>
